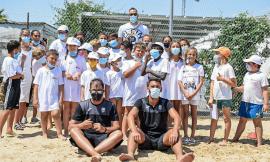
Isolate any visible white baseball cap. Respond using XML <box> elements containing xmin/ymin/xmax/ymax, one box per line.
<box><xmin>97</xmin><ymin>47</ymin><xmax>109</xmax><ymax>55</ymax></box>
<box><xmin>66</xmin><ymin>37</ymin><xmax>81</xmax><ymax>46</ymax></box>
<box><xmin>79</xmin><ymin>43</ymin><xmax>93</xmax><ymax>52</ymax></box>
<box><xmin>88</xmin><ymin>52</ymin><xmax>99</xmax><ymax>60</ymax></box>
<box><xmin>243</xmin><ymin>55</ymin><xmax>263</xmax><ymax>65</ymax></box>
<box><xmin>57</xmin><ymin>25</ymin><xmax>69</xmax><ymax>32</ymax></box>
<box><xmin>152</xmin><ymin>42</ymin><xmax>165</xmax><ymax>51</ymax></box>
<box><xmin>109</xmin><ymin>53</ymin><xmax>122</xmax><ymax>63</ymax></box>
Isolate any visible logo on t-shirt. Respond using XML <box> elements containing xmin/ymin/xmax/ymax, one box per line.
<box><xmin>123</xmin><ymin>28</ymin><xmax>143</xmax><ymax>44</ymax></box>
<box><xmin>101</xmin><ymin>107</ymin><xmax>106</xmax><ymax>113</ymax></box>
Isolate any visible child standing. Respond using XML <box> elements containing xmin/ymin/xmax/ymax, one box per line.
<box><xmin>232</xmin><ymin>55</ymin><xmax>269</xmax><ymax>147</ymax></box>
<box><xmin>0</xmin><ymin>40</ymin><xmax>23</xmax><ymax>137</ymax></box>
<box><xmin>208</xmin><ymin>47</ymin><xmax>237</xmax><ymax>145</ymax></box>
<box><xmin>178</xmin><ymin>47</ymin><xmax>204</xmax><ymax>144</ymax></box>
<box><xmin>107</xmin><ymin>53</ymin><xmax>124</xmax><ymax>132</ymax></box>
<box><xmin>33</xmin><ymin>49</ymin><xmax>65</xmax><ymax>139</ymax></box>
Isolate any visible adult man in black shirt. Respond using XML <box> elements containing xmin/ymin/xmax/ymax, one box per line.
<box><xmin>119</xmin><ymin>79</ymin><xmax>194</xmax><ymax>162</ymax></box>
<box><xmin>69</xmin><ymin>79</ymin><xmax>123</xmax><ymax>162</ymax></box>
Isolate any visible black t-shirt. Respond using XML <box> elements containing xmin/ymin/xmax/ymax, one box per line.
<box><xmin>134</xmin><ymin>97</ymin><xmax>174</xmax><ymax>138</ymax></box>
<box><xmin>72</xmin><ymin>99</ymin><xmax>118</xmax><ymax>134</ymax></box>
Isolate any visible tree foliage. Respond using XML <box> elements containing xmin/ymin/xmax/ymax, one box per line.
<box><xmin>0</xmin><ymin>9</ymin><xmax>7</xmax><ymax>22</ymax></box>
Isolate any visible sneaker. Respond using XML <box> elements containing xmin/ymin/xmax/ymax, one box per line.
<box><xmin>14</xmin><ymin>123</ymin><xmax>24</xmax><ymax>130</ymax></box>
<box><xmin>182</xmin><ymin>137</ymin><xmax>190</xmax><ymax>145</ymax></box>
<box><xmin>21</xmin><ymin>117</ymin><xmax>28</xmax><ymax>124</ymax></box>
<box><xmin>30</xmin><ymin>117</ymin><xmax>40</xmax><ymax>124</ymax></box>
<box><xmin>19</xmin><ymin>122</ymin><xmax>26</xmax><ymax>128</ymax></box>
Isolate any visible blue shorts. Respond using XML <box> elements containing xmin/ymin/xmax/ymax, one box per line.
<box><xmin>238</xmin><ymin>101</ymin><xmax>263</xmax><ymax>119</ymax></box>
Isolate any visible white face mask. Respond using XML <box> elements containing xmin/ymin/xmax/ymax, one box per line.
<box><xmin>245</xmin><ymin>63</ymin><xmax>252</xmax><ymax>72</ymax></box>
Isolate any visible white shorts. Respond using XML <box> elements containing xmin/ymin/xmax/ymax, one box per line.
<box><xmin>39</xmin><ymin>106</ymin><xmax>59</xmax><ymax>112</ymax></box>
<box><xmin>19</xmin><ymin>82</ymin><xmax>32</xmax><ymax>103</ymax></box>
<box><xmin>182</xmin><ymin>100</ymin><xmax>199</xmax><ymax>106</ymax></box>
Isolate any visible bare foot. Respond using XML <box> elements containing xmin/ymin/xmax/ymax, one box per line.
<box><xmin>57</xmin><ymin>135</ymin><xmax>67</xmax><ymax>140</ymax></box>
<box><xmin>232</xmin><ymin>138</ymin><xmax>239</xmax><ymax>143</ymax></box>
<box><xmin>119</xmin><ymin>153</ymin><xmax>135</xmax><ymax>161</ymax></box>
<box><xmin>6</xmin><ymin>131</ymin><xmax>17</xmax><ymax>137</ymax></box>
<box><xmin>218</xmin><ymin>140</ymin><xmax>228</xmax><ymax>146</ymax></box>
<box><xmin>42</xmin><ymin>134</ymin><xmax>48</xmax><ymax>139</ymax></box>
<box><xmin>91</xmin><ymin>155</ymin><xmax>102</xmax><ymax>162</ymax></box>
<box><xmin>178</xmin><ymin>152</ymin><xmax>195</xmax><ymax>162</ymax></box>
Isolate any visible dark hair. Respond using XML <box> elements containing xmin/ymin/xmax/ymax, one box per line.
<box><xmin>46</xmin><ymin>49</ymin><xmax>59</xmax><ymax>57</ymax></box>
<box><xmin>109</xmin><ymin>33</ymin><xmax>118</xmax><ymax>39</ymax></box>
<box><xmin>7</xmin><ymin>40</ymin><xmax>20</xmax><ymax>53</ymax></box>
<box><xmin>178</xmin><ymin>38</ymin><xmax>190</xmax><ymax>47</ymax></box>
<box><xmin>90</xmin><ymin>78</ymin><xmax>104</xmax><ymax>89</ymax></box>
<box><xmin>162</xmin><ymin>36</ymin><xmax>172</xmax><ymax>42</ymax></box>
<box><xmin>133</xmin><ymin>42</ymin><xmax>146</xmax><ymax>52</ymax></box>
<box><xmin>143</xmin><ymin>34</ymin><xmax>153</xmax><ymax>42</ymax></box>
<box><xmin>121</xmin><ymin>40</ymin><xmax>133</xmax><ymax>51</ymax></box>
<box><xmin>31</xmin><ymin>30</ymin><xmax>40</xmax><ymax>36</ymax></box>
<box><xmin>19</xmin><ymin>28</ymin><xmax>30</xmax><ymax>42</ymax></box>
<box><xmin>129</xmin><ymin>7</ymin><xmax>138</xmax><ymax>12</ymax></box>
<box><xmin>74</xmin><ymin>31</ymin><xmax>85</xmax><ymax>37</ymax></box>
<box><xmin>151</xmin><ymin>44</ymin><xmax>164</xmax><ymax>53</ymax></box>
<box><xmin>169</xmin><ymin>42</ymin><xmax>182</xmax><ymax>59</ymax></box>
<box><xmin>98</xmin><ymin>32</ymin><xmax>108</xmax><ymax>39</ymax></box>
<box><xmin>147</xmin><ymin>78</ymin><xmax>161</xmax><ymax>87</ymax></box>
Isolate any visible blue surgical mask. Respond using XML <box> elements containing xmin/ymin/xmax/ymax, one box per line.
<box><xmin>99</xmin><ymin>39</ymin><xmax>107</xmax><ymax>47</ymax></box>
<box><xmin>69</xmin><ymin>51</ymin><xmax>78</xmax><ymax>57</ymax></box>
<box><xmin>109</xmin><ymin>40</ymin><xmax>118</xmax><ymax>48</ymax></box>
<box><xmin>38</xmin><ymin>56</ymin><xmax>46</xmax><ymax>65</ymax></box>
<box><xmin>22</xmin><ymin>36</ymin><xmax>31</xmax><ymax>43</ymax></box>
<box><xmin>99</xmin><ymin>57</ymin><xmax>108</xmax><ymax>64</ymax></box>
<box><xmin>47</xmin><ymin>61</ymin><xmax>55</xmax><ymax>70</ymax></box>
<box><xmin>130</xmin><ymin>15</ymin><xmax>138</xmax><ymax>24</ymax></box>
<box><xmin>171</xmin><ymin>48</ymin><xmax>181</xmax><ymax>55</ymax></box>
<box><xmin>58</xmin><ymin>34</ymin><xmax>66</xmax><ymax>41</ymax></box>
<box><xmin>150</xmin><ymin>88</ymin><xmax>161</xmax><ymax>99</ymax></box>
<box><xmin>14</xmin><ymin>52</ymin><xmax>20</xmax><ymax>60</ymax></box>
<box><xmin>181</xmin><ymin>45</ymin><xmax>189</xmax><ymax>56</ymax></box>
<box><xmin>32</xmin><ymin>40</ymin><xmax>40</xmax><ymax>46</ymax></box>
<box><xmin>150</xmin><ymin>49</ymin><xmax>160</xmax><ymax>59</ymax></box>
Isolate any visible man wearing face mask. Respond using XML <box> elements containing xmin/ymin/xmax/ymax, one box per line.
<box><xmin>208</xmin><ymin>47</ymin><xmax>236</xmax><ymax>145</ymax></box>
<box><xmin>118</xmin><ymin>7</ymin><xmax>149</xmax><ymax>44</ymax></box>
<box><xmin>30</xmin><ymin>30</ymin><xmax>46</xmax><ymax>51</ymax></box>
<box><xmin>69</xmin><ymin>79</ymin><xmax>123</xmax><ymax>162</ymax></box>
<box><xmin>49</xmin><ymin>25</ymin><xmax>69</xmax><ymax>62</ymax></box>
<box><xmin>119</xmin><ymin>79</ymin><xmax>195</xmax><ymax>162</ymax></box>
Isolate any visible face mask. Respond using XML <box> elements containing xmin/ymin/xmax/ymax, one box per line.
<box><xmin>69</xmin><ymin>51</ymin><xmax>77</xmax><ymax>57</ymax></box>
<box><xmin>181</xmin><ymin>45</ymin><xmax>189</xmax><ymax>56</ymax></box>
<box><xmin>38</xmin><ymin>56</ymin><xmax>46</xmax><ymax>65</ymax></box>
<box><xmin>150</xmin><ymin>49</ymin><xmax>160</xmax><ymax>59</ymax></box>
<box><xmin>14</xmin><ymin>52</ymin><xmax>20</xmax><ymax>59</ymax></box>
<box><xmin>109</xmin><ymin>40</ymin><xmax>118</xmax><ymax>48</ymax></box>
<box><xmin>171</xmin><ymin>48</ymin><xmax>181</xmax><ymax>55</ymax></box>
<box><xmin>47</xmin><ymin>61</ymin><xmax>55</xmax><ymax>70</ymax></box>
<box><xmin>91</xmin><ymin>90</ymin><xmax>104</xmax><ymax>101</ymax></box>
<box><xmin>213</xmin><ymin>55</ymin><xmax>221</xmax><ymax>65</ymax></box>
<box><xmin>164</xmin><ymin>42</ymin><xmax>170</xmax><ymax>49</ymax></box>
<box><xmin>32</xmin><ymin>40</ymin><xmax>40</xmax><ymax>46</ymax></box>
<box><xmin>99</xmin><ymin>39</ymin><xmax>107</xmax><ymax>47</ymax></box>
<box><xmin>99</xmin><ymin>57</ymin><xmax>108</xmax><ymax>64</ymax></box>
<box><xmin>245</xmin><ymin>63</ymin><xmax>252</xmax><ymax>72</ymax></box>
<box><xmin>150</xmin><ymin>88</ymin><xmax>161</xmax><ymax>99</ymax></box>
<box><xmin>89</xmin><ymin>60</ymin><xmax>98</xmax><ymax>69</ymax></box>
<box><xmin>22</xmin><ymin>36</ymin><xmax>31</xmax><ymax>43</ymax></box>
<box><xmin>58</xmin><ymin>34</ymin><xmax>66</xmax><ymax>41</ymax></box>
<box><xmin>130</xmin><ymin>15</ymin><xmax>138</xmax><ymax>24</ymax></box>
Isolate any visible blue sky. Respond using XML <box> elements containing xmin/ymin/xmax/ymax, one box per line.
<box><xmin>2</xmin><ymin>0</ymin><xmax>270</xmax><ymax>26</ymax></box>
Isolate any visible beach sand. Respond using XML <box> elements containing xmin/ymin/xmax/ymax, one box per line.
<box><xmin>1</xmin><ymin>112</ymin><xmax>270</xmax><ymax>162</ymax></box>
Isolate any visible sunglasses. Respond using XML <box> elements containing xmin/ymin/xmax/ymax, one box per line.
<box><xmin>129</xmin><ymin>13</ymin><xmax>138</xmax><ymax>16</ymax></box>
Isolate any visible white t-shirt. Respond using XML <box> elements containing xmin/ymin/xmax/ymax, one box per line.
<box><xmin>118</xmin><ymin>23</ymin><xmax>149</xmax><ymax>44</ymax></box>
<box><xmin>62</xmin><ymin>55</ymin><xmax>87</xmax><ymax>102</ymax></box>
<box><xmin>106</xmin><ymin>69</ymin><xmax>124</xmax><ymax>98</ymax></box>
<box><xmin>80</xmin><ymin>69</ymin><xmax>109</xmax><ymax>100</ymax></box>
<box><xmin>242</xmin><ymin>71</ymin><xmax>269</xmax><ymax>105</ymax></box>
<box><xmin>147</xmin><ymin>58</ymin><xmax>169</xmax><ymax>98</ymax></box>
<box><xmin>49</xmin><ymin>39</ymin><xmax>67</xmax><ymax>61</ymax></box>
<box><xmin>161</xmin><ymin>51</ymin><xmax>170</xmax><ymax>59</ymax></box>
<box><xmin>211</xmin><ymin>63</ymin><xmax>236</xmax><ymax>100</ymax></box>
<box><xmin>178</xmin><ymin>63</ymin><xmax>204</xmax><ymax>101</ymax></box>
<box><xmin>32</xmin><ymin>59</ymin><xmax>43</xmax><ymax>77</ymax></box>
<box><xmin>1</xmin><ymin>56</ymin><xmax>22</xmax><ymax>82</ymax></box>
<box><xmin>17</xmin><ymin>49</ymin><xmax>33</xmax><ymax>83</ymax></box>
<box><xmin>34</xmin><ymin>66</ymin><xmax>64</xmax><ymax>111</ymax></box>
<box><xmin>166</xmin><ymin>60</ymin><xmax>184</xmax><ymax>100</ymax></box>
<box><xmin>122</xmin><ymin>59</ymin><xmax>148</xmax><ymax>106</ymax></box>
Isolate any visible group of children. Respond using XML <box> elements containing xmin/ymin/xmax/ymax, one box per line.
<box><xmin>0</xmin><ymin>26</ymin><xmax>269</xmax><ymax>148</ymax></box>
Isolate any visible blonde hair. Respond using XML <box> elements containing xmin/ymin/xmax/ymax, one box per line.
<box><xmin>185</xmin><ymin>47</ymin><xmax>199</xmax><ymax>63</ymax></box>
<box><xmin>133</xmin><ymin>42</ymin><xmax>146</xmax><ymax>52</ymax></box>
<box><xmin>32</xmin><ymin>48</ymin><xmax>45</xmax><ymax>58</ymax></box>
<box><xmin>90</xmin><ymin>39</ymin><xmax>100</xmax><ymax>49</ymax></box>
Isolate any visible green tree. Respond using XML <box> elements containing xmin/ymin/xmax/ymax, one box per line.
<box><xmin>0</xmin><ymin>9</ymin><xmax>7</xmax><ymax>22</ymax></box>
<box><xmin>54</xmin><ymin>0</ymin><xmax>108</xmax><ymax>39</ymax></box>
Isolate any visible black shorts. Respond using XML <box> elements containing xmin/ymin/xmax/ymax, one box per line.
<box><xmin>70</xmin><ymin>132</ymin><xmax>122</xmax><ymax>148</ymax></box>
<box><xmin>138</xmin><ymin>133</ymin><xmax>170</xmax><ymax>151</ymax></box>
<box><xmin>3</xmin><ymin>79</ymin><xmax>21</xmax><ymax>110</ymax></box>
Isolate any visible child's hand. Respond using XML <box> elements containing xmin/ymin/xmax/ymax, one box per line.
<box><xmin>263</xmin><ymin>104</ymin><xmax>269</xmax><ymax>112</ymax></box>
<box><xmin>216</xmin><ymin>75</ymin><xmax>224</xmax><ymax>81</ymax></box>
<box><xmin>135</xmin><ymin>61</ymin><xmax>142</xmax><ymax>68</ymax></box>
<box><xmin>65</xmin><ymin>73</ymin><xmax>73</xmax><ymax>80</ymax></box>
<box><xmin>79</xmin><ymin>119</ymin><xmax>93</xmax><ymax>130</ymax></box>
<box><xmin>208</xmin><ymin>98</ymin><xmax>214</xmax><ymax>108</ymax></box>
<box><xmin>93</xmin><ymin>123</ymin><xmax>106</xmax><ymax>133</ymax></box>
<box><xmin>33</xmin><ymin>99</ymin><xmax>39</xmax><ymax>108</ymax></box>
<box><xmin>59</xmin><ymin>98</ymin><xmax>63</xmax><ymax>108</ymax></box>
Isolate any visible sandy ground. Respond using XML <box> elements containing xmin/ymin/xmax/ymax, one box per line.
<box><xmin>1</xmin><ymin>112</ymin><xmax>270</xmax><ymax>162</ymax></box>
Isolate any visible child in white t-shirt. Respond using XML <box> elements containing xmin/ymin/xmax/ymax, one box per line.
<box><xmin>0</xmin><ymin>40</ymin><xmax>23</xmax><ymax>137</ymax></box>
<box><xmin>62</xmin><ymin>37</ymin><xmax>86</xmax><ymax>136</ymax></box>
<box><xmin>33</xmin><ymin>49</ymin><xmax>65</xmax><ymax>139</ymax></box>
<box><xmin>208</xmin><ymin>47</ymin><xmax>236</xmax><ymax>145</ymax></box>
<box><xmin>178</xmin><ymin>47</ymin><xmax>204</xmax><ymax>144</ymax></box>
<box><xmin>81</xmin><ymin>52</ymin><xmax>109</xmax><ymax>101</ymax></box>
<box><xmin>107</xmin><ymin>53</ymin><xmax>124</xmax><ymax>133</ymax></box>
<box><xmin>233</xmin><ymin>55</ymin><xmax>269</xmax><ymax>147</ymax></box>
